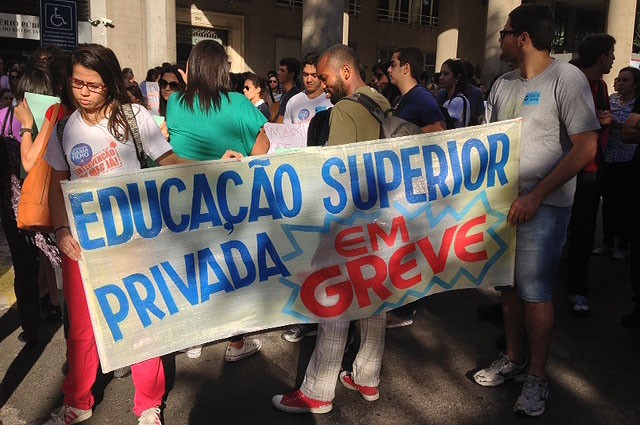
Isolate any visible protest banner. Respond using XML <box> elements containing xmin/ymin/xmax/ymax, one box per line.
<box><xmin>145</xmin><ymin>81</ymin><xmax>160</xmax><ymax>116</ymax></box>
<box><xmin>264</xmin><ymin>122</ymin><xmax>310</xmax><ymax>153</ymax></box>
<box><xmin>61</xmin><ymin>119</ymin><xmax>521</xmax><ymax>371</ymax></box>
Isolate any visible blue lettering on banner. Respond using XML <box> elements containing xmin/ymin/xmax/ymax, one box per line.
<box><xmin>71</xmin><ymin>161</ymin><xmax>304</xmax><ymax>250</ymax></box>
<box><xmin>523</xmin><ymin>92</ymin><xmax>541</xmax><ymax>106</ymax></box>
<box><xmin>93</xmin><ymin>232</ymin><xmax>291</xmax><ymax>341</ymax></box>
<box><xmin>69</xmin><ymin>133</ymin><xmax>510</xmax><ymax>252</ymax></box>
<box><xmin>70</xmin><ymin>143</ymin><xmax>93</xmax><ymax>166</ymax></box>
<box><xmin>322</xmin><ymin>133</ymin><xmax>511</xmax><ymax>214</ymax></box>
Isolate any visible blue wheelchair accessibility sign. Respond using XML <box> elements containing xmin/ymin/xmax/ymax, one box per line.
<box><xmin>40</xmin><ymin>0</ymin><xmax>77</xmax><ymax>51</ymax></box>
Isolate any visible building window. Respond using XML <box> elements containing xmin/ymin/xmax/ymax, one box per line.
<box><xmin>377</xmin><ymin>0</ymin><xmax>439</xmax><ymax>27</ymax></box>
<box><xmin>349</xmin><ymin>0</ymin><xmax>362</xmax><ymax>17</ymax></box>
<box><xmin>275</xmin><ymin>0</ymin><xmax>303</xmax><ymax>10</ymax></box>
<box><xmin>176</xmin><ymin>24</ymin><xmax>229</xmax><ymax>64</ymax></box>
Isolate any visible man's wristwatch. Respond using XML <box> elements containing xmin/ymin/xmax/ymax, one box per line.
<box><xmin>19</xmin><ymin>128</ymin><xmax>34</xmax><ymax>137</ymax></box>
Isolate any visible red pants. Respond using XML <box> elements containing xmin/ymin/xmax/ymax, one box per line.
<box><xmin>61</xmin><ymin>255</ymin><xmax>165</xmax><ymax>416</ymax></box>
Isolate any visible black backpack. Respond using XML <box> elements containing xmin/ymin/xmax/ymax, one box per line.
<box><xmin>306</xmin><ymin>107</ymin><xmax>332</xmax><ymax>147</ymax></box>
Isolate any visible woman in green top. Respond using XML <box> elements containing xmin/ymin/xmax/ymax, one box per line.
<box><xmin>166</xmin><ymin>40</ymin><xmax>269</xmax><ymax>161</ymax></box>
<box><xmin>166</xmin><ymin>40</ymin><xmax>270</xmax><ymax>362</ymax></box>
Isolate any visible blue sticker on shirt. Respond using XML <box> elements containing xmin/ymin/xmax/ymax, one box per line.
<box><xmin>297</xmin><ymin>109</ymin><xmax>311</xmax><ymax>121</ymax></box>
<box><xmin>70</xmin><ymin>143</ymin><xmax>93</xmax><ymax>166</ymax></box>
<box><xmin>523</xmin><ymin>92</ymin><xmax>541</xmax><ymax>105</ymax></box>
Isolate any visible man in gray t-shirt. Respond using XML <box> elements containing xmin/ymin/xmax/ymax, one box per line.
<box><xmin>472</xmin><ymin>4</ymin><xmax>599</xmax><ymax>418</ymax></box>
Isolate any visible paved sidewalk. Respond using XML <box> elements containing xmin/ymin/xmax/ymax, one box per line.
<box><xmin>0</xmin><ymin>226</ymin><xmax>639</xmax><ymax>425</ymax></box>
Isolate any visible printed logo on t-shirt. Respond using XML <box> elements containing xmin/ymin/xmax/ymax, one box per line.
<box><xmin>523</xmin><ymin>92</ymin><xmax>541</xmax><ymax>106</ymax></box>
<box><xmin>70</xmin><ymin>143</ymin><xmax>93</xmax><ymax>166</ymax></box>
<box><xmin>72</xmin><ymin>141</ymin><xmax>123</xmax><ymax>178</ymax></box>
<box><xmin>297</xmin><ymin>108</ymin><xmax>311</xmax><ymax>122</ymax></box>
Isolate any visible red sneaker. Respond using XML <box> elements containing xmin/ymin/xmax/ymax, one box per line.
<box><xmin>339</xmin><ymin>371</ymin><xmax>380</xmax><ymax>401</ymax></box>
<box><xmin>272</xmin><ymin>390</ymin><xmax>333</xmax><ymax>413</ymax></box>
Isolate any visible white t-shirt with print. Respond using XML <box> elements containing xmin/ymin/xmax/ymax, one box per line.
<box><xmin>46</xmin><ymin>104</ymin><xmax>172</xmax><ymax>180</ymax></box>
<box><xmin>283</xmin><ymin>91</ymin><xmax>332</xmax><ymax>124</ymax></box>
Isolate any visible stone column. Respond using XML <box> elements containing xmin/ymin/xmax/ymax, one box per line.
<box><xmin>144</xmin><ymin>0</ymin><xmax>176</xmax><ymax>69</ymax></box>
<box><xmin>435</xmin><ymin>0</ymin><xmax>459</xmax><ymax>72</ymax></box>
<box><xmin>90</xmin><ymin>0</ymin><xmax>108</xmax><ymax>46</ymax></box>
<box><xmin>605</xmin><ymin>0</ymin><xmax>637</xmax><ymax>90</ymax></box>
<box><xmin>481</xmin><ymin>0</ymin><xmax>521</xmax><ymax>87</ymax></box>
<box><xmin>302</xmin><ymin>0</ymin><xmax>344</xmax><ymax>55</ymax></box>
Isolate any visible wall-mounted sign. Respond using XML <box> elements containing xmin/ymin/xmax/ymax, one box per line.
<box><xmin>0</xmin><ymin>13</ymin><xmax>40</xmax><ymax>40</ymax></box>
<box><xmin>40</xmin><ymin>0</ymin><xmax>77</xmax><ymax>51</ymax></box>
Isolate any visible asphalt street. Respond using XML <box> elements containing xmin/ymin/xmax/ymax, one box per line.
<box><xmin>0</xmin><ymin>220</ymin><xmax>639</xmax><ymax>425</ymax></box>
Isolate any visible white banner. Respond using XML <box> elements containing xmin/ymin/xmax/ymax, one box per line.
<box><xmin>61</xmin><ymin>119</ymin><xmax>521</xmax><ymax>371</ymax></box>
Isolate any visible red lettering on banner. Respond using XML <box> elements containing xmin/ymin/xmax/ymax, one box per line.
<box><xmin>301</xmin><ymin>214</ymin><xmax>490</xmax><ymax>317</ymax></box>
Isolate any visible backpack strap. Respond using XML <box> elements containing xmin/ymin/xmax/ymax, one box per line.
<box><xmin>123</xmin><ymin>103</ymin><xmax>149</xmax><ymax>169</ymax></box>
<box><xmin>343</xmin><ymin>92</ymin><xmax>390</xmax><ymax>137</ymax></box>
<box><xmin>456</xmin><ymin>93</ymin><xmax>469</xmax><ymax>127</ymax></box>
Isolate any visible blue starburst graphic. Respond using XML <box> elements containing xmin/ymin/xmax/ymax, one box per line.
<box><xmin>277</xmin><ymin>190</ymin><xmax>509</xmax><ymax>320</ymax></box>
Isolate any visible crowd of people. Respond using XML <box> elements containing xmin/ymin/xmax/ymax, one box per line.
<box><xmin>0</xmin><ymin>2</ymin><xmax>638</xmax><ymax>424</ymax></box>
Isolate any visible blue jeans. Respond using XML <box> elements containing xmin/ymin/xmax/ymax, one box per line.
<box><xmin>515</xmin><ymin>204</ymin><xmax>571</xmax><ymax>302</ymax></box>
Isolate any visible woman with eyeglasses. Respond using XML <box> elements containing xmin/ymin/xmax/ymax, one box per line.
<box><xmin>166</xmin><ymin>39</ymin><xmax>269</xmax><ymax>363</ymax></box>
<box><xmin>42</xmin><ymin>43</ymin><xmax>194</xmax><ymax>425</ymax></box>
<box><xmin>243</xmin><ymin>73</ymin><xmax>272</xmax><ymax>120</ymax></box>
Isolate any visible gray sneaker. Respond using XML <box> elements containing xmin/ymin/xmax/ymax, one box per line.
<box><xmin>473</xmin><ymin>352</ymin><xmax>527</xmax><ymax>387</ymax></box>
<box><xmin>513</xmin><ymin>374</ymin><xmax>549</xmax><ymax>417</ymax></box>
<box><xmin>281</xmin><ymin>324</ymin><xmax>317</xmax><ymax>343</ymax></box>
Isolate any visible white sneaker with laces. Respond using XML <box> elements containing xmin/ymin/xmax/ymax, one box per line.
<box><xmin>568</xmin><ymin>295</ymin><xmax>590</xmax><ymax>315</ymax></box>
<box><xmin>138</xmin><ymin>407</ymin><xmax>162</xmax><ymax>425</ymax></box>
<box><xmin>180</xmin><ymin>345</ymin><xmax>203</xmax><ymax>359</ymax></box>
<box><xmin>43</xmin><ymin>405</ymin><xmax>92</xmax><ymax>425</ymax></box>
<box><xmin>612</xmin><ymin>248</ymin><xmax>629</xmax><ymax>260</ymax></box>
<box><xmin>513</xmin><ymin>374</ymin><xmax>549</xmax><ymax>417</ymax></box>
<box><xmin>224</xmin><ymin>337</ymin><xmax>262</xmax><ymax>362</ymax></box>
<box><xmin>473</xmin><ymin>352</ymin><xmax>528</xmax><ymax>386</ymax></box>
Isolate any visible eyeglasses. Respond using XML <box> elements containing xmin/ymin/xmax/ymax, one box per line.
<box><xmin>269</xmin><ymin>79</ymin><xmax>278</xmax><ymax>84</ymax></box>
<box><xmin>499</xmin><ymin>30</ymin><xmax>517</xmax><ymax>40</ymax></box>
<box><xmin>243</xmin><ymin>85</ymin><xmax>251</xmax><ymax>91</ymax></box>
<box><xmin>375</xmin><ymin>72</ymin><xmax>385</xmax><ymax>79</ymax></box>
<box><xmin>159</xmin><ymin>79</ymin><xmax>182</xmax><ymax>91</ymax></box>
<box><xmin>70</xmin><ymin>77</ymin><xmax>106</xmax><ymax>93</ymax></box>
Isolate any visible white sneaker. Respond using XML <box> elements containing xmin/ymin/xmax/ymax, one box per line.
<box><xmin>473</xmin><ymin>352</ymin><xmax>528</xmax><ymax>387</ymax></box>
<box><xmin>43</xmin><ymin>405</ymin><xmax>92</xmax><ymax>425</ymax></box>
<box><xmin>612</xmin><ymin>248</ymin><xmax>629</xmax><ymax>260</ymax></box>
<box><xmin>513</xmin><ymin>375</ymin><xmax>549</xmax><ymax>417</ymax></box>
<box><xmin>224</xmin><ymin>338</ymin><xmax>262</xmax><ymax>362</ymax></box>
<box><xmin>138</xmin><ymin>407</ymin><xmax>162</xmax><ymax>425</ymax></box>
<box><xmin>592</xmin><ymin>246</ymin><xmax>612</xmax><ymax>256</ymax></box>
<box><xmin>568</xmin><ymin>295</ymin><xmax>590</xmax><ymax>315</ymax></box>
<box><xmin>180</xmin><ymin>345</ymin><xmax>202</xmax><ymax>359</ymax></box>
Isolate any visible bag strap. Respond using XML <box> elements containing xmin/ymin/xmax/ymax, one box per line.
<box><xmin>34</xmin><ymin>103</ymin><xmax>61</xmax><ymax>161</ymax></box>
<box><xmin>455</xmin><ymin>93</ymin><xmax>468</xmax><ymax>127</ymax></box>
<box><xmin>344</xmin><ymin>92</ymin><xmax>388</xmax><ymax>124</ymax></box>
<box><xmin>123</xmin><ymin>103</ymin><xmax>149</xmax><ymax>169</ymax></box>
<box><xmin>1</xmin><ymin>106</ymin><xmax>14</xmax><ymax>137</ymax></box>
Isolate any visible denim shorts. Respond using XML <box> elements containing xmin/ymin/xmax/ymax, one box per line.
<box><xmin>515</xmin><ymin>204</ymin><xmax>572</xmax><ymax>302</ymax></box>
